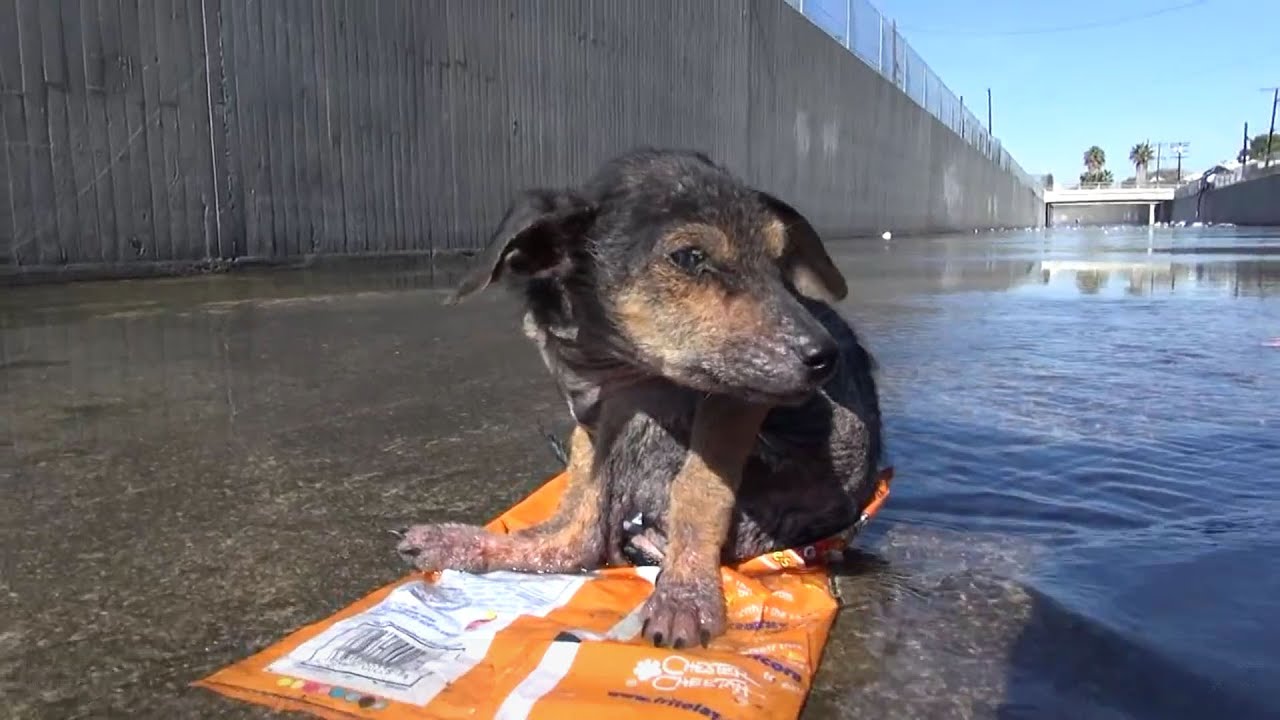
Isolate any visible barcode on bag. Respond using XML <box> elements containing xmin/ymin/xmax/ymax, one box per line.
<box><xmin>333</xmin><ymin>626</ymin><xmax>428</xmax><ymax>669</ymax></box>
<box><xmin>300</xmin><ymin>623</ymin><xmax>444</xmax><ymax>688</ymax></box>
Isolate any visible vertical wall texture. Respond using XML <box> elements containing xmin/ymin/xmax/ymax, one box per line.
<box><xmin>1</xmin><ymin>0</ymin><xmax>1044</xmax><ymax>273</ymax></box>
<box><xmin>0</xmin><ymin>0</ymin><xmax>223</xmax><ymax>267</ymax></box>
<box><xmin>1167</xmin><ymin>174</ymin><xmax>1280</xmax><ymax>226</ymax></box>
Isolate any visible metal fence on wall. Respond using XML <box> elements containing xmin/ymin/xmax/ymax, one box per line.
<box><xmin>785</xmin><ymin>0</ymin><xmax>1038</xmax><ymax>191</ymax></box>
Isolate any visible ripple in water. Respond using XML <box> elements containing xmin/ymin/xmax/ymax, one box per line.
<box><xmin>808</xmin><ymin>226</ymin><xmax>1280</xmax><ymax>719</ymax></box>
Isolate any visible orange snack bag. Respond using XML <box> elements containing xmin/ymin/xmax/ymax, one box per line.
<box><xmin>195</xmin><ymin>468</ymin><xmax>892</xmax><ymax>719</ymax></box>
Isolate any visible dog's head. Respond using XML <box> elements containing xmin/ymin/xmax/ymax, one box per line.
<box><xmin>451</xmin><ymin>149</ymin><xmax>848</xmax><ymax>405</ymax></box>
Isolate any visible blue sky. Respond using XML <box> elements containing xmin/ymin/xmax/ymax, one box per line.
<box><xmin>800</xmin><ymin>0</ymin><xmax>1278</xmax><ymax>181</ymax></box>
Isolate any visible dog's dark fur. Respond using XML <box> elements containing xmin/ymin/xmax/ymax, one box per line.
<box><xmin>397</xmin><ymin>148</ymin><xmax>883</xmax><ymax>649</ymax></box>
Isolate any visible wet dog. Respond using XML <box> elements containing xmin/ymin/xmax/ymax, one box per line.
<box><xmin>397</xmin><ymin>148</ymin><xmax>883</xmax><ymax>649</ymax></box>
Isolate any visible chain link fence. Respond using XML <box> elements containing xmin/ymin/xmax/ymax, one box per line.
<box><xmin>785</xmin><ymin>0</ymin><xmax>1040</xmax><ymax>191</ymax></box>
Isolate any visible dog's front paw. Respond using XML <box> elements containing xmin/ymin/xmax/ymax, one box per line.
<box><xmin>395</xmin><ymin>523</ymin><xmax>489</xmax><ymax>573</ymax></box>
<box><xmin>640</xmin><ymin>572</ymin><xmax>726</xmax><ymax>648</ymax></box>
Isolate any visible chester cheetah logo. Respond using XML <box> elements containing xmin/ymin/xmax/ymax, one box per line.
<box><xmin>626</xmin><ymin>656</ymin><xmax>761</xmax><ymax>702</ymax></box>
<box><xmin>632</xmin><ymin>658</ymin><xmax>663</xmax><ymax>682</ymax></box>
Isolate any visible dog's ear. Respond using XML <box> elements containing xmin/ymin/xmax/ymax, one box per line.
<box><xmin>448</xmin><ymin>189</ymin><xmax>596</xmax><ymax>304</ymax></box>
<box><xmin>756</xmin><ymin>191</ymin><xmax>848</xmax><ymax>303</ymax></box>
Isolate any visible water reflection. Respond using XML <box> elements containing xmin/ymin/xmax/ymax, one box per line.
<box><xmin>0</xmin><ymin>255</ymin><xmax>466</xmax><ymax>330</ymax></box>
<box><xmin>825</xmin><ymin>226</ymin><xmax>1280</xmax><ymax>302</ymax></box>
<box><xmin>1034</xmin><ymin>259</ymin><xmax>1280</xmax><ymax>298</ymax></box>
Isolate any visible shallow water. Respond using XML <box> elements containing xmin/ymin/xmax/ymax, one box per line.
<box><xmin>1</xmin><ymin>226</ymin><xmax>1277</xmax><ymax>719</ymax></box>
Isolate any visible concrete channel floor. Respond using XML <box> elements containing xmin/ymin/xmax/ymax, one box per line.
<box><xmin>0</xmin><ymin>252</ymin><xmax>992</xmax><ymax>720</ymax></box>
<box><xmin>3</xmin><ymin>229</ymin><xmax>1278</xmax><ymax>719</ymax></box>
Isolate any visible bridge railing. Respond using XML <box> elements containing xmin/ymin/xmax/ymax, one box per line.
<box><xmin>785</xmin><ymin>0</ymin><xmax>1041</xmax><ymax>195</ymax></box>
<box><xmin>1062</xmin><ymin>180</ymin><xmax>1187</xmax><ymax>191</ymax></box>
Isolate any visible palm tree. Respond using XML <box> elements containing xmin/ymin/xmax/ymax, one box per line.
<box><xmin>1129</xmin><ymin>142</ymin><xmax>1154</xmax><ymax>186</ymax></box>
<box><xmin>1080</xmin><ymin>146</ymin><xmax>1111</xmax><ymax>186</ymax></box>
<box><xmin>1083</xmin><ymin>146</ymin><xmax>1106</xmax><ymax>173</ymax></box>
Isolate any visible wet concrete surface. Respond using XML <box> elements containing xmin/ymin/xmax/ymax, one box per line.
<box><xmin>2</xmin><ymin>227</ymin><xmax>1279</xmax><ymax>719</ymax></box>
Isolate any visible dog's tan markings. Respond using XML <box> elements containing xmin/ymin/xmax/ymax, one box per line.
<box><xmin>664</xmin><ymin>395</ymin><xmax>768</xmax><ymax>578</ymax></box>
<box><xmin>613</xmin><ymin>283</ymin><xmax>670</xmax><ymax>362</ymax></box>
<box><xmin>614</xmin><ymin>248</ymin><xmax>770</xmax><ymax>376</ymax></box>
<box><xmin>616</xmin><ymin>280</ymin><xmax>757</xmax><ymax>368</ymax></box>
<box><xmin>761</xmin><ymin>217</ymin><xmax>789</xmax><ymax>258</ymax></box>
<box><xmin>502</xmin><ymin>424</ymin><xmax>599</xmax><ymax>549</ymax></box>
<box><xmin>661</xmin><ymin>222</ymin><xmax>734</xmax><ymax>261</ymax></box>
<box><xmin>640</xmin><ymin>395</ymin><xmax>769</xmax><ymax>647</ymax></box>
<box><xmin>676</xmin><ymin>282</ymin><xmax>769</xmax><ymax>344</ymax></box>
<box><xmin>756</xmin><ymin>192</ymin><xmax>849</xmax><ymax>302</ymax></box>
<box><xmin>396</xmin><ymin>424</ymin><xmax>605</xmax><ymax>573</ymax></box>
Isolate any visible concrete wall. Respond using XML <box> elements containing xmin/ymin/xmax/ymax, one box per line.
<box><xmin>0</xmin><ymin>0</ymin><xmax>1043</xmax><ymax>275</ymax></box>
<box><xmin>1167</xmin><ymin>174</ymin><xmax>1280</xmax><ymax>226</ymax></box>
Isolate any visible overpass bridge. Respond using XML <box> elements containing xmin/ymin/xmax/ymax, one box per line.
<box><xmin>1043</xmin><ymin>182</ymin><xmax>1180</xmax><ymax>226</ymax></box>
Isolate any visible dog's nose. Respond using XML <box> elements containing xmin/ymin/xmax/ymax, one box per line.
<box><xmin>797</xmin><ymin>339</ymin><xmax>839</xmax><ymax>378</ymax></box>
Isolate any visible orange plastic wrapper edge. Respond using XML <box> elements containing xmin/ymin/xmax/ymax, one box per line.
<box><xmin>193</xmin><ymin>467</ymin><xmax>892</xmax><ymax>720</ymax></box>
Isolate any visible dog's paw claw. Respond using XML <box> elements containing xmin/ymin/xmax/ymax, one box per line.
<box><xmin>639</xmin><ymin>574</ymin><xmax>725</xmax><ymax>649</ymax></box>
<box><xmin>395</xmin><ymin>523</ymin><xmax>487</xmax><ymax>573</ymax></box>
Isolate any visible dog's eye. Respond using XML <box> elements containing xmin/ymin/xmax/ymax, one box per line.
<box><xmin>668</xmin><ymin>247</ymin><xmax>707</xmax><ymax>274</ymax></box>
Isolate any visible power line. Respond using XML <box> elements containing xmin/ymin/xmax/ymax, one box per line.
<box><xmin>1150</xmin><ymin>141</ymin><xmax>1191</xmax><ymax>183</ymax></box>
<box><xmin>901</xmin><ymin>0</ymin><xmax>1208</xmax><ymax>37</ymax></box>
<box><xmin>1262</xmin><ymin>88</ymin><xmax>1279</xmax><ymax>167</ymax></box>
<box><xmin>1141</xmin><ymin>47</ymin><xmax>1280</xmax><ymax>84</ymax></box>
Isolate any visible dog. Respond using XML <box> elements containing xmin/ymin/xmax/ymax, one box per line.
<box><xmin>396</xmin><ymin>148</ymin><xmax>883</xmax><ymax>649</ymax></box>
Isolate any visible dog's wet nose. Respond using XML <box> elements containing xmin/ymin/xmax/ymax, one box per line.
<box><xmin>797</xmin><ymin>339</ymin><xmax>839</xmax><ymax>378</ymax></box>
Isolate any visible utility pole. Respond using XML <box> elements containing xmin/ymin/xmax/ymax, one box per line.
<box><xmin>1262</xmin><ymin>88</ymin><xmax>1280</xmax><ymax>168</ymax></box>
<box><xmin>1152</xmin><ymin>141</ymin><xmax>1190</xmax><ymax>184</ymax></box>
<box><xmin>987</xmin><ymin>88</ymin><xmax>993</xmax><ymax>132</ymax></box>
<box><xmin>1172</xmin><ymin>142</ymin><xmax>1189</xmax><ymax>183</ymax></box>
<box><xmin>1241</xmin><ymin>122</ymin><xmax>1249</xmax><ymax>165</ymax></box>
